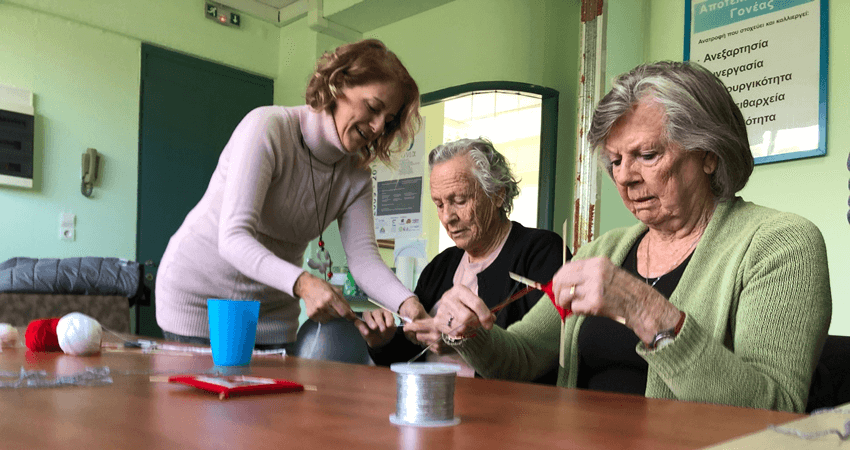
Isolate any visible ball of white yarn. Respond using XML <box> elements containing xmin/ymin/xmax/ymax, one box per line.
<box><xmin>56</xmin><ymin>313</ymin><xmax>103</xmax><ymax>356</ymax></box>
<box><xmin>0</xmin><ymin>323</ymin><xmax>19</xmax><ymax>348</ymax></box>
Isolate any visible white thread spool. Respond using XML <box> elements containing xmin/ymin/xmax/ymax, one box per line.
<box><xmin>0</xmin><ymin>323</ymin><xmax>19</xmax><ymax>348</ymax></box>
<box><xmin>56</xmin><ymin>313</ymin><xmax>103</xmax><ymax>356</ymax></box>
<box><xmin>389</xmin><ymin>362</ymin><xmax>461</xmax><ymax>427</ymax></box>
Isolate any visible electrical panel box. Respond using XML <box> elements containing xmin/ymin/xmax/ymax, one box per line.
<box><xmin>0</xmin><ymin>85</ymin><xmax>34</xmax><ymax>189</ymax></box>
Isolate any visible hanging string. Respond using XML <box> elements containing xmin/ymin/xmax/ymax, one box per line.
<box><xmin>303</xmin><ymin>134</ymin><xmax>336</xmax><ymax>281</ymax></box>
<box><xmin>305</xmin><ymin>322</ymin><xmax>322</xmax><ymax>359</ymax></box>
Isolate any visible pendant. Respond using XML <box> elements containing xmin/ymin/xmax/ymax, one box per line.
<box><xmin>307</xmin><ymin>244</ymin><xmax>332</xmax><ymax>279</ymax></box>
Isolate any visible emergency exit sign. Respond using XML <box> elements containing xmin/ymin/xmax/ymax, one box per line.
<box><xmin>205</xmin><ymin>2</ymin><xmax>240</xmax><ymax>28</ymax></box>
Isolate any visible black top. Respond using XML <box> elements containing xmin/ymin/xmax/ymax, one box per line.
<box><xmin>369</xmin><ymin>221</ymin><xmax>568</xmax><ymax>384</ymax></box>
<box><xmin>576</xmin><ymin>231</ymin><xmax>691</xmax><ymax>394</ymax></box>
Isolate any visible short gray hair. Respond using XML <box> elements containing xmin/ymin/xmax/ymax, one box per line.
<box><xmin>588</xmin><ymin>61</ymin><xmax>753</xmax><ymax>200</ymax></box>
<box><xmin>428</xmin><ymin>138</ymin><xmax>520</xmax><ymax>219</ymax></box>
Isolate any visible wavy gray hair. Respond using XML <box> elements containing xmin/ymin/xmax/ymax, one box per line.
<box><xmin>428</xmin><ymin>138</ymin><xmax>520</xmax><ymax>219</ymax></box>
<box><xmin>588</xmin><ymin>61</ymin><xmax>753</xmax><ymax>200</ymax></box>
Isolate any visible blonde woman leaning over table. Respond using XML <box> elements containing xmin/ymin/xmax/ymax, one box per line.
<box><xmin>156</xmin><ymin>39</ymin><xmax>430</xmax><ymax>352</ymax></box>
<box><xmin>430</xmin><ymin>61</ymin><xmax>831</xmax><ymax>413</ymax></box>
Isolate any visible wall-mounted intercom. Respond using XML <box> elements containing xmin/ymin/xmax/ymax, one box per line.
<box><xmin>0</xmin><ymin>85</ymin><xmax>34</xmax><ymax>189</ymax></box>
<box><xmin>81</xmin><ymin>148</ymin><xmax>100</xmax><ymax>197</ymax></box>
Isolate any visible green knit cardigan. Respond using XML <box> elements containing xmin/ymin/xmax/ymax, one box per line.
<box><xmin>456</xmin><ymin>198</ymin><xmax>831</xmax><ymax>412</ymax></box>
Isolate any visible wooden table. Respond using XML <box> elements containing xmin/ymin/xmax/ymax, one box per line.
<box><xmin>0</xmin><ymin>342</ymin><xmax>803</xmax><ymax>449</ymax></box>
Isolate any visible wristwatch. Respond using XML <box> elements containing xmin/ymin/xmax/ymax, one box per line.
<box><xmin>648</xmin><ymin>311</ymin><xmax>686</xmax><ymax>350</ymax></box>
<box><xmin>650</xmin><ymin>328</ymin><xmax>677</xmax><ymax>350</ymax></box>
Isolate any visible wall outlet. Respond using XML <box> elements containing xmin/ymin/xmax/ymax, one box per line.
<box><xmin>60</xmin><ymin>227</ymin><xmax>75</xmax><ymax>241</ymax></box>
<box><xmin>60</xmin><ymin>212</ymin><xmax>75</xmax><ymax>227</ymax></box>
<box><xmin>60</xmin><ymin>212</ymin><xmax>75</xmax><ymax>241</ymax></box>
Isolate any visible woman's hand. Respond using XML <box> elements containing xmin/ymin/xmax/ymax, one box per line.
<box><xmin>402</xmin><ymin>317</ymin><xmax>456</xmax><ymax>355</ymax></box>
<box><xmin>398</xmin><ymin>296</ymin><xmax>430</xmax><ymax>322</ymax></box>
<box><xmin>431</xmin><ymin>285</ymin><xmax>496</xmax><ymax>337</ymax></box>
<box><xmin>550</xmin><ymin>257</ymin><xmax>682</xmax><ymax>345</ymax></box>
<box><xmin>396</xmin><ymin>296</ymin><xmax>430</xmax><ymax>345</ymax></box>
<box><xmin>294</xmin><ymin>272</ymin><xmax>356</xmax><ymax>323</ymax></box>
<box><xmin>354</xmin><ymin>309</ymin><xmax>397</xmax><ymax>348</ymax></box>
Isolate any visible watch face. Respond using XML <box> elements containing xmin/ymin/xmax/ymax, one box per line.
<box><xmin>654</xmin><ymin>336</ymin><xmax>675</xmax><ymax>350</ymax></box>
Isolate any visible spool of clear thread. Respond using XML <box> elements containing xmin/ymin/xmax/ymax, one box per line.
<box><xmin>389</xmin><ymin>362</ymin><xmax>461</xmax><ymax>427</ymax></box>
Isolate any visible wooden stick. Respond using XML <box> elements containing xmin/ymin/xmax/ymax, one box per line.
<box><xmin>366</xmin><ymin>299</ymin><xmax>412</xmax><ymax>323</ymax></box>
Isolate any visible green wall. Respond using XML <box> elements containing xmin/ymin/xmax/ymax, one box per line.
<box><xmin>367</xmin><ymin>0</ymin><xmax>580</xmax><ymax>236</ymax></box>
<box><xmin>597</xmin><ymin>0</ymin><xmax>650</xmax><ymax>236</ymax></box>
<box><xmin>603</xmin><ymin>0</ymin><xmax>849</xmax><ymax>335</ymax></box>
<box><xmin>0</xmin><ymin>0</ymin><xmax>279</xmax><ymax>261</ymax></box>
<box><xmin>276</xmin><ymin>18</ymin><xmax>346</xmax><ymax>107</ymax></box>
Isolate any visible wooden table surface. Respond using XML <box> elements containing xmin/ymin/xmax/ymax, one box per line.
<box><xmin>0</xmin><ymin>341</ymin><xmax>803</xmax><ymax>449</ymax></box>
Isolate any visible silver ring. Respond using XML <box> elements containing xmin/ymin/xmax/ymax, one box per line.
<box><xmin>447</xmin><ymin>315</ymin><xmax>454</xmax><ymax>328</ymax></box>
<box><xmin>569</xmin><ymin>285</ymin><xmax>576</xmax><ymax>296</ymax></box>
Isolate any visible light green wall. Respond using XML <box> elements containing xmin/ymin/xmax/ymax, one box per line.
<box><xmin>597</xmin><ymin>0</ymin><xmax>649</xmax><ymax>236</ymax></box>
<box><xmin>603</xmin><ymin>0</ymin><xmax>849</xmax><ymax>335</ymax></box>
<box><xmin>366</xmin><ymin>0</ymin><xmax>580</xmax><ymax>235</ymax></box>
<box><xmin>0</xmin><ymin>5</ymin><xmax>139</xmax><ymax>259</ymax></box>
<box><xmin>420</xmin><ymin>103</ymin><xmax>445</xmax><ymax>260</ymax></box>
<box><xmin>5</xmin><ymin>0</ymin><xmax>280</xmax><ymax>78</ymax></box>
<box><xmin>0</xmin><ymin>0</ymin><xmax>279</xmax><ymax>261</ymax></box>
<box><xmin>276</xmin><ymin>18</ymin><xmax>347</xmax><ymax>107</ymax></box>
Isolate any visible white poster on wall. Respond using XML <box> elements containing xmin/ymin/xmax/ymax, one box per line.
<box><xmin>372</xmin><ymin>122</ymin><xmax>426</xmax><ymax>239</ymax></box>
<box><xmin>684</xmin><ymin>0</ymin><xmax>828</xmax><ymax>164</ymax></box>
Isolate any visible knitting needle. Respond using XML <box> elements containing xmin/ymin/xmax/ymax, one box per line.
<box><xmin>510</xmin><ymin>272</ymin><xmax>625</xmax><ymax>324</ymax></box>
<box><xmin>367</xmin><ymin>299</ymin><xmax>412</xmax><ymax>324</ymax></box>
<box><xmin>508</xmin><ymin>272</ymin><xmax>545</xmax><ymax>291</ymax></box>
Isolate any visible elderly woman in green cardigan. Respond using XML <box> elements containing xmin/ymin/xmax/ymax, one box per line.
<box><xmin>432</xmin><ymin>61</ymin><xmax>831</xmax><ymax>413</ymax></box>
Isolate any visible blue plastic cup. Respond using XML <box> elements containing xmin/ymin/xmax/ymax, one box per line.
<box><xmin>207</xmin><ymin>299</ymin><xmax>260</xmax><ymax>366</ymax></box>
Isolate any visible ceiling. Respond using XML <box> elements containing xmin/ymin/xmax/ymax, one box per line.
<box><xmin>220</xmin><ymin>0</ymin><xmax>456</xmax><ymax>31</ymax></box>
<box><xmin>252</xmin><ymin>0</ymin><xmax>299</xmax><ymax>7</ymax></box>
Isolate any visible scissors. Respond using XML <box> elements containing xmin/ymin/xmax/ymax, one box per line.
<box><xmin>508</xmin><ymin>272</ymin><xmax>571</xmax><ymax>321</ymax></box>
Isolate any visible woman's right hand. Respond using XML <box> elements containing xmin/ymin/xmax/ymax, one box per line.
<box><xmin>431</xmin><ymin>285</ymin><xmax>496</xmax><ymax>337</ymax></box>
<box><xmin>294</xmin><ymin>272</ymin><xmax>356</xmax><ymax>323</ymax></box>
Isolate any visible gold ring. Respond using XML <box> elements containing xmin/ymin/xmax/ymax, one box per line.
<box><xmin>569</xmin><ymin>285</ymin><xmax>576</xmax><ymax>296</ymax></box>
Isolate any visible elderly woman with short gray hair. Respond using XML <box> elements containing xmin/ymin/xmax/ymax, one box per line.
<box><xmin>356</xmin><ymin>138</ymin><xmax>567</xmax><ymax>382</ymax></box>
<box><xmin>432</xmin><ymin>61</ymin><xmax>831</xmax><ymax>412</ymax></box>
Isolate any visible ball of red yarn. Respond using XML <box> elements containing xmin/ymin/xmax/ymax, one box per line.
<box><xmin>25</xmin><ymin>318</ymin><xmax>62</xmax><ymax>352</ymax></box>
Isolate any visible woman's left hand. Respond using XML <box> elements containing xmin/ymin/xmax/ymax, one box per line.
<box><xmin>550</xmin><ymin>257</ymin><xmax>682</xmax><ymax>345</ymax></box>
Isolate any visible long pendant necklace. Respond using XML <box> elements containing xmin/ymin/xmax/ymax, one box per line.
<box><xmin>644</xmin><ymin>230</ymin><xmax>701</xmax><ymax>288</ymax></box>
<box><xmin>303</xmin><ymin>135</ymin><xmax>336</xmax><ymax>281</ymax></box>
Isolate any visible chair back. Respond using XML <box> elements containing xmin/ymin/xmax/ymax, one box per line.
<box><xmin>291</xmin><ymin>317</ymin><xmax>374</xmax><ymax>365</ymax></box>
<box><xmin>807</xmin><ymin>335</ymin><xmax>850</xmax><ymax>412</ymax></box>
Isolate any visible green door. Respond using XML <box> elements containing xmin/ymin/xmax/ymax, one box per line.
<box><xmin>136</xmin><ymin>44</ymin><xmax>273</xmax><ymax>337</ymax></box>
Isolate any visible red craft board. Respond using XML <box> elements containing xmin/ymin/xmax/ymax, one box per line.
<box><xmin>168</xmin><ymin>375</ymin><xmax>304</xmax><ymax>400</ymax></box>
